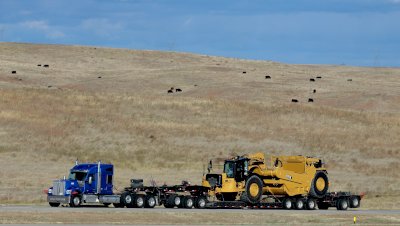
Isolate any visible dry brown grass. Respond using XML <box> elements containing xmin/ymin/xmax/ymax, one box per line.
<box><xmin>0</xmin><ymin>42</ymin><xmax>399</xmax><ymax>208</ymax></box>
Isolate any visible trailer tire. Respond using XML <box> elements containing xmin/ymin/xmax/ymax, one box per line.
<box><xmin>283</xmin><ymin>198</ymin><xmax>293</xmax><ymax>209</ymax></box>
<box><xmin>244</xmin><ymin>175</ymin><xmax>263</xmax><ymax>204</ymax></box>
<box><xmin>133</xmin><ymin>195</ymin><xmax>145</xmax><ymax>208</ymax></box>
<box><xmin>183</xmin><ymin>196</ymin><xmax>194</xmax><ymax>209</ymax></box>
<box><xmin>317</xmin><ymin>202</ymin><xmax>329</xmax><ymax>210</ymax></box>
<box><xmin>305</xmin><ymin>198</ymin><xmax>316</xmax><ymax>210</ymax></box>
<box><xmin>49</xmin><ymin>202</ymin><xmax>60</xmax><ymax>207</ymax></box>
<box><xmin>121</xmin><ymin>192</ymin><xmax>134</xmax><ymax>208</ymax></box>
<box><xmin>195</xmin><ymin>196</ymin><xmax>207</xmax><ymax>209</ymax></box>
<box><xmin>295</xmin><ymin>198</ymin><xmax>304</xmax><ymax>210</ymax></box>
<box><xmin>70</xmin><ymin>195</ymin><xmax>81</xmax><ymax>207</ymax></box>
<box><xmin>337</xmin><ymin>198</ymin><xmax>348</xmax><ymax>210</ymax></box>
<box><xmin>144</xmin><ymin>195</ymin><xmax>156</xmax><ymax>208</ymax></box>
<box><xmin>164</xmin><ymin>195</ymin><xmax>177</xmax><ymax>208</ymax></box>
<box><xmin>309</xmin><ymin>171</ymin><xmax>329</xmax><ymax>198</ymax></box>
<box><xmin>349</xmin><ymin>196</ymin><xmax>360</xmax><ymax>208</ymax></box>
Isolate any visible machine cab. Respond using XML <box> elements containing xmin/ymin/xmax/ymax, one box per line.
<box><xmin>223</xmin><ymin>157</ymin><xmax>249</xmax><ymax>182</ymax></box>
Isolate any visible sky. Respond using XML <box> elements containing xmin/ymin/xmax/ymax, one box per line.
<box><xmin>0</xmin><ymin>0</ymin><xmax>399</xmax><ymax>67</ymax></box>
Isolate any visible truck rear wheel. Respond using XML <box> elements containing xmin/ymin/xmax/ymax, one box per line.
<box><xmin>244</xmin><ymin>175</ymin><xmax>263</xmax><ymax>204</ymax></box>
<box><xmin>195</xmin><ymin>196</ymin><xmax>207</xmax><ymax>209</ymax></box>
<box><xmin>49</xmin><ymin>202</ymin><xmax>60</xmax><ymax>207</ymax></box>
<box><xmin>309</xmin><ymin>171</ymin><xmax>329</xmax><ymax>198</ymax></box>
<box><xmin>121</xmin><ymin>192</ymin><xmax>134</xmax><ymax>208</ymax></box>
<box><xmin>336</xmin><ymin>198</ymin><xmax>348</xmax><ymax>210</ymax></box>
<box><xmin>144</xmin><ymin>195</ymin><xmax>156</xmax><ymax>208</ymax></box>
<box><xmin>133</xmin><ymin>195</ymin><xmax>145</xmax><ymax>208</ymax></box>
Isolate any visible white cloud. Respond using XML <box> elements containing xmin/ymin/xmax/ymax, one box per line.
<box><xmin>20</xmin><ymin>20</ymin><xmax>65</xmax><ymax>39</ymax></box>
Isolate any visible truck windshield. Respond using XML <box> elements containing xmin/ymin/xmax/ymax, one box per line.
<box><xmin>224</xmin><ymin>161</ymin><xmax>235</xmax><ymax>178</ymax></box>
<box><xmin>68</xmin><ymin>171</ymin><xmax>87</xmax><ymax>181</ymax></box>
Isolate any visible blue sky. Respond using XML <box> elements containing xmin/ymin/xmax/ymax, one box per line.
<box><xmin>0</xmin><ymin>0</ymin><xmax>399</xmax><ymax>67</ymax></box>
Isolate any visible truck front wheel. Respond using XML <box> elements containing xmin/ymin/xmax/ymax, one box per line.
<box><xmin>70</xmin><ymin>195</ymin><xmax>81</xmax><ymax>207</ymax></box>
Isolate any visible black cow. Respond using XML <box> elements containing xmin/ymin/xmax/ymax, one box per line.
<box><xmin>44</xmin><ymin>65</ymin><xmax>49</xmax><ymax>68</ymax></box>
<box><xmin>265</xmin><ymin>75</ymin><xmax>271</xmax><ymax>79</ymax></box>
<box><xmin>291</xmin><ymin>99</ymin><xmax>299</xmax><ymax>103</ymax></box>
<box><xmin>313</xmin><ymin>89</ymin><xmax>316</xmax><ymax>93</ymax></box>
<box><xmin>308</xmin><ymin>98</ymin><xmax>314</xmax><ymax>102</ymax></box>
<box><xmin>167</xmin><ymin>90</ymin><xmax>173</xmax><ymax>93</ymax></box>
<box><xmin>176</xmin><ymin>88</ymin><xmax>182</xmax><ymax>92</ymax></box>
<box><xmin>310</xmin><ymin>78</ymin><xmax>315</xmax><ymax>82</ymax></box>
<box><xmin>11</xmin><ymin>71</ymin><xmax>16</xmax><ymax>74</ymax></box>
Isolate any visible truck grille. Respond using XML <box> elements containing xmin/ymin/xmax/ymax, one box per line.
<box><xmin>53</xmin><ymin>180</ymin><xmax>65</xmax><ymax>195</ymax></box>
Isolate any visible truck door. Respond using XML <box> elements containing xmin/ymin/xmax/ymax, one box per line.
<box><xmin>86</xmin><ymin>173</ymin><xmax>97</xmax><ymax>194</ymax></box>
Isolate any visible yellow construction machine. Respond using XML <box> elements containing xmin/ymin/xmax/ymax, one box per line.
<box><xmin>202</xmin><ymin>152</ymin><xmax>329</xmax><ymax>208</ymax></box>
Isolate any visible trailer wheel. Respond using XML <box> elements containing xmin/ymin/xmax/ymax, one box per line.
<box><xmin>305</xmin><ymin>198</ymin><xmax>316</xmax><ymax>210</ymax></box>
<box><xmin>195</xmin><ymin>196</ymin><xmax>207</xmax><ymax>209</ymax></box>
<box><xmin>317</xmin><ymin>202</ymin><xmax>329</xmax><ymax>210</ymax></box>
<box><xmin>49</xmin><ymin>202</ymin><xmax>60</xmax><ymax>207</ymax></box>
<box><xmin>174</xmin><ymin>196</ymin><xmax>182</xmax><ymax>207</ymax></box>
<box><xmin>183</xmin><ymin>196</ymin><xmax>194</xmax><ymax>209</ymax></box>
<box><xmin>164</xmin><ymin>195</ymin><xmax>176</xmax><ymax>208</ymax></box>
<box><xmin>295</xmin><ymin>198</ymin><xmax>304</xmax><ymax>210</ymax></box>
<box><xmin>70</xmin><ymin>195</ymin><xmax>81</xmax><ymax>207</ymax></box>
<box><xmin>144</xmin><ymin>195</ymin><xmax>156</xmax><ymax>208</ymax></box>
<box><xmin>133</xmin><ymin>195</ymin><xmax>145</xmax><ymax>208</ymax></box>
<box><xmin>349</xmin><ymin>196</ymin><xmax>360</xmax><ymax>208</ymax></box>
<box><xmin>337</xmin><ymin>198</ymin><xmax>348</xmax><ymax>210</ymax></box>
<box><xmin>121</xmin><ymin>192</ymin><xmax>134</xmax><ymax>208</ymax></box>
<box><xmin>244</xmin><ymin>175</ymin><xmax>263</xmax><ymax>204</ymax></box>
<box><xmin>283</xmin><ymin>198</ymin><xmax>293</xmax><ymax>209</ymax></box>
<box><xmin>309</xmin><ymin>171</ymin><xmax>329</xmax><ymax>198</ymax></box>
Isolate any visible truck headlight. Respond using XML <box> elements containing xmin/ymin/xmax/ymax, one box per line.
<box><xmin>48</xmin><ymin>188</ymin><xmax>52</xmax><ymax>194</ymax></box>
<box><xmin>66</xmin><ymin>190</ymin><xmax>71</xmax><ymax>195</ymax></box>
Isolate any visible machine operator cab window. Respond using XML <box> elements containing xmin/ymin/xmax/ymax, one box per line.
<box><xmin>224</xmin><ymin>161</ymin><xmax>235</xmax><ymax>178</ymax></box>
<box><xmin>224</xmin><ymin>159</ymin><xmax>248</xmax><ymax>182</ymax></box>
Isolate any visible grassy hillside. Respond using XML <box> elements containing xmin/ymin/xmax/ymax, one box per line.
<box><xmin>0</xmin><ymin>42</ymin><xmax>399</xmax><ymax>208</ymax></box>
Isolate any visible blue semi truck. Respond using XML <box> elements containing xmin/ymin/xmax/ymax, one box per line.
<box><xmin>46</xmin><ymin>161</ymin><xmax>208</xmax><ymax>208</ymax></box>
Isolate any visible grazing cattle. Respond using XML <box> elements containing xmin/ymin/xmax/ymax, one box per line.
<box><xmin>265</xmin><ymin>75</ymin><xmax>271</xmax><ymax>79</ymax></box>
<box><xmin>11</xmin><ymin>71</ymin><xmax>16</xmax><ymax>74</ymax></box>
<box><xmin>291</xmin><ymin>99</ymin><xmax>299</xmax><ymax>103</ymax></box>
<box><xmin>194</xmin><ymin>84</ymin><xmax>198</xmax><ymax>87</ymax></box>
<box><xmin>37</xmin><ymin>64</ymin><xmax>41</xmax><ymax>66</ymax></box>
<box><xmin>44</xmin><ymin>65</ymin><xmax>49</xmax><ymax>68</ymax></box>
<box><xmin>310</xmin><ymin>78</ymin><xmax>315</xmax><ymax>82</ymax></box>
<box><xmin>347</xmin><ymin>79</ymin><xmax>352</xmax><ymax>81</ymax></box>
<box><xmin>242</xmin><ymin>71</ymin><xmax>247</xmax><ymax>74</ymax></box>
<box><xmin>167</xmin><ymin>90</ymin><xmax>173</xmax><ymax>93</ymax></box>
<box><xmin>98</xmin><ymin>76</ymin><xmax>102</xmax><ymax>78</ymax></box>
<box><xmin>313</xmin><ymin>89</ymin><xmax>316</xmax><ymax>93</ymax></box>
<box><xmin>316</xmin><ymin>76</ymin><xmax>322</xmax><ymax>79</ymax></box>
<box><xmin>48</xmin><ymin>85</ymin><xmax>52</xmax><ymax>88</ymax></box>
<box><xmin>176</xmin><ymin>88</ymin><xmax>182</xmax><ymax>92</ymax></box>
<box><xmin>308</xmin><ymin>98</ymin><xmax>314</xmax><ymax>102</ymax></box>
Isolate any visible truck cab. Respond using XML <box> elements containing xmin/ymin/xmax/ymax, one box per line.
<box><xmin>46</xmin><ymin>161</ymin><xmax>119</xmax><ymax>207</ymax></box>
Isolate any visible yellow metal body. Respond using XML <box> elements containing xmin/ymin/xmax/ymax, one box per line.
<box><xmin>202</xmin><ymin>152</ymin><xmax>327</xmax><ymax>199</ymax></box>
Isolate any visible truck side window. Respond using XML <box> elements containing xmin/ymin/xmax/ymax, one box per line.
<box><xmin>107</xmin><ymin>175</ymin><xmax>113</xmax><ymax>184</ymax></box>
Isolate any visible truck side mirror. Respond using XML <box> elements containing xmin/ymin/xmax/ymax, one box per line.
<box><xmin>88</xmin><ymin>176</ymin><xmax>93</xmax><ymax>185</ymax></box>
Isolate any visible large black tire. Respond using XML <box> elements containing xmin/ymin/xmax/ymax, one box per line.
<box><xmin>309</xmin><ymin>171</ymin><xmax>329</xmax><ymax>198</ymax></box>
<box><xmin>305</xmin><ymin>198</ymin><xmax>317</xmax><ymax>210</ymax></box>
<box><xmin>121</xmin><ymin>192</ymin><xmax>134</xmax><ymax>208</ymax></box>
<box><xmin>144</xmin><ymin>195</ymin><xmax>156</xmax><ymax>208</ymax></box>
<box><xmin>133</xmin><ymin>195</ymin><xmax>145</xmax><ymax>208</ymax></box>
<box><xmin>282</xmin><ymin>198</ymin><xmax>293</xmax><ymax>209</ymax></box>
<box><xmin>244</xmin><ymin>175</ymin><xmax>263</xmax><ymax>204</ymax></box>
<box><xmin>182</xmin><ymin>196</ymin><xmax>194</xmax><ymax>209</ymax></box>
<box><xmin>69</xmin><ymin>195</ymin><xmax>81</xmax><ymax>207</ymax></box>
<box><xmin>349</xmin><ymin>196</ymin><xmax>360</xmax><ymax>208</ymax></box>
<box><xmin>49</xmin><ymin>202</ymin><xmax>60</xmax><ymax>207</ymax></box>
<box><xmin>336</xmin><ymin>198</ymin><xmax>348</xmax><ymax>211</ymax></box>
<box><xmin>317</xmin><ymin>202</ymin><xmax>329</xmax><ymax>210</ymax></box>
<box><xmin>194</xmin><ymin>196</ymin><xmax>207</xmax><ymax>209</ymax></box>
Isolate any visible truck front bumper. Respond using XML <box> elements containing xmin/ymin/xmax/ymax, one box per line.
<box><xmin>47</xmin><ymin>195</ymin><xmax>70</xmax><ymax>204</ymax></box>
